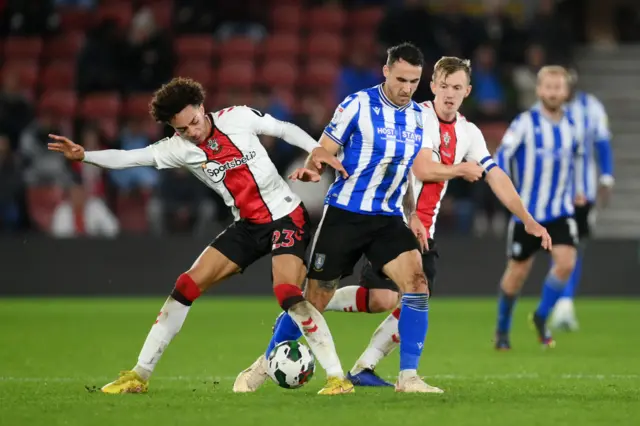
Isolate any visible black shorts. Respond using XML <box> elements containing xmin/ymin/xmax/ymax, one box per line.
<box><xmin>211</xmin><ymin>203</ymin><xmax>311</xmax><ymax>271</ymax></box>
<box><xmin>574</xmin><ymin>203</ymin><xmax>594</xmax><ymax>239</ymax></box>
<box><xmin>359</xmin><ymin>238</ymin><xmax>438</xmax><ymax>294</ymax></box>
<box><xmin>307</xmin><ymin>205</ymin><xmax>420</xmax><ymax>280</ymax></box>
<box><xmin>507</xmin><ymin>216</ymin><xmax>579</xmax><ymax>261</ymax></box>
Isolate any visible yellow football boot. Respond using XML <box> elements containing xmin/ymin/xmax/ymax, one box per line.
<box><xmin>317</xmin><ymin>376</ymin><xmax>355</xmax><ymax>395</ymax></box>
<box><xmin>100</xmin><ymin>370</ymin><xmax>148</xmax><ymax>394</ymax></box>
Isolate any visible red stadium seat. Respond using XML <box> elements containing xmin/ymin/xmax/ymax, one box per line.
<box><xmin>217</xmin><ymin>61</ymin><xmax>255</xmax><ymax>89</ymax></box>
<box><xmin>38</xmin><ymin>90</ymin><xmax>78</xmax><ymax>118</ymax></box>
<box><xmin>174</xmin><ymin>61</ymin><xmax>215</xmax><ymax>89</ymax></box>
<box><xmin>4</xmin><ymin>37</ymin><xmax>43</xmax><ymax>61</ymax></box>
<box><xmin>40</xmin><ymin>62</ymin><xmax>76</xmax><ymax>91</ymax></box>
<box><xmin>1</xmin><ymin>61</ymin><xmax>39</xmax><ymax>93</ymax></box>
<box><xmin>115</xmin><ymin>193</ymin><xmax>149</xmax><ymax>234</ymax></box>
<box><xmin>218</xmin><ymin>37</ymin><xmax>258</xmax><ymax>61</ymax></box>
<box><xmin>209</xmin><ymin>91</ymin><xmax>253</xmax><ymax>111</ymax></box>
<box><xmin>349</xmin><ymin>7</ymin><xmax>384</xmax><ymax>32</ymax></box>
<box><xmin>307</xmin><ymin>6</ymin><xmax>347</xmax><ymax>33</ymax></box>
<box><xmin>263</xmin><ymin>33</ymin><xmax>301</xmax><ymax>60</ymax></box>
<box><xmin>26</xmin><ymin>185</ymin><xmax>64</xmax><ymax>232</ymax></box>
<box><xmin>59</xmin><ymin>8</ymin><xmax>96</xmax><ymax>32</ymax></box>
<box><xmin>348</xmin><ymin>33</ymin><xmax>380</xmax><ymax>57</ymax></box>
<box><xmin>259</xmin><ymin>61</ymin><xmax>298</xmax><ymax>89</ymax></box>
<box><xmin>79</xmin><ymin>93</ymin><xmax>122</xmax><ymax>119</ymax></box>
<box><xmin>270</xmin><ymin>5</ymin><xmax>302</xmax><ymax>33</ymax></box>
<box><xmin>123</xmin><ymin>94</ymin><xmax>154</xmax><ymax>119</ymax></box>
<box><xmin>95</xmin><ymin>118</ymin><xmax>119</xmax><ymax>140</ymax></box>
<box><xmin>300</xmin><ymin>60</ymin><xmax>339</xmax><ymax>88</ymax></box>
<box><xmin>148</xmin><ymin>1</ymin><xmax>173</xmax><ymax>29</ymax></box>
<box><xmin>305</xmin><ymin>33</ymin><xmax>343</xmax><ymax>61</ymax></box>
<box><xmin>96</xmin><ymin>4</ymin><xmax>133</xmax><ymax>29</ymax></box>
<box><xmin>174</xmin><ymin>36</ymin><xmax>216</xmax><ymax>62</ymax></box>
<box><xmin>44</xmin><ymin>33</ymin><xmax>85</xmax><ymax>62</ymax></box>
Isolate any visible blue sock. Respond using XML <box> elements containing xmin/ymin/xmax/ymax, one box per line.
<box><xmin>535</xmin><ymin>272</ymin><xmax>567</xmax><ymax>320</ymax></box>
<box><xmin>265</xmin><ymin>313</ymin><xmax>302</xmax><ymax>358</ymax></box>
<box><xmin>562</xmin><ymin>253</ymin><xmax>583</xmax><ymax>299</ymax></box>
<box><xmin>398</xmin><ymin>293</ymin><xmax>429</xmax><ymax>371</ymax></box>
<box><xmin>496</xmin><ymin>290</ymin><xmax>517</xmax><ymax>334</ymax></box>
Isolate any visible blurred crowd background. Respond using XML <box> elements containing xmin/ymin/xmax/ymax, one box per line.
<box><xmin>0</xmin><ymin>0</ymin><xmax>636</xmax><ymax>238</ymax></box>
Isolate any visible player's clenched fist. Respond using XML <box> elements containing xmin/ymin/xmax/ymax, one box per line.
<box><xmin>48</xmin><ymin>134</ymin><xmax>85</xmax><ymax>161</ymax></box>
<box><xmin>456</xmin><ymin>162</ymin><xmax>484</xmax><ymax>182</ymax></box>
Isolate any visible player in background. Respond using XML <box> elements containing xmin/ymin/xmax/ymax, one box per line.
<box><xmin>48</xmin><ymin>77</ymin><xmax>354</xmax><ymax>396</ymax></box>
<box><xmin>234</xmin><ymin>50</ymin><xmax>550</xmax><ymax>393</ymax></box>
<box><xmin>549</xmin><ymin>70</ymin><xmax>614</xmax><ymax>331</ymax></box>
<box><xmin>494</xmin><ymin>66</ymin><xmax>583</xmax><ymax>350</ymax></box>
<box><xmin>279</xmin><ymin>57</ymin><xmax>551</xmax><ymax>388</ymax></box>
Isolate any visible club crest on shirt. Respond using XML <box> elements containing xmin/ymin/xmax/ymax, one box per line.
<box><xmin>207</xmin><ymin>138</ymin><xmax>222</xmax><ymax>154</ymax></box>
<box><xmin>329</xmin><ymin>107</ymin><xmax>343</xmax><ymax>127</ymax></box>
<box><xmin>415</xmin><ymin>111</ymin><xmax>423</xmax><ymax>128</ymax></box>
<box><xmin>442</xmin><ymin>131</ymin><xmax>451</xmax><ymax>148</ymax></box>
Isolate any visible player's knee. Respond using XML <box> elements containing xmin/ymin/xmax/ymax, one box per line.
<box><xmin>407</xmin><ymin>271</ymin><xmax>428</xmax><ymax>294</ymax></box>
<box><xmin>552</xmin><ymin>259</ymin><xmax>575</xmax><ymax>281</ymax></box>
<box><xmin>273</xmin><ymin>283</ymin><xmax>305</xmax><ymax>311</ymax></box>
<box><xmin>368</xmin><ymin>289</ymin><xmax>399</xmax><ymax>313</ymax></box>
<box><xmin>170</xmin><ymin>273</ymin><xmax>202</xmax><ymax>306</ymax></box>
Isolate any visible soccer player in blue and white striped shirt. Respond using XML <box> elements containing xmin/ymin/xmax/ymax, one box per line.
<box><xmin>494</xmin><ymin>65</ymin><xmax>584</xmax><ymax>349</ymax></box>
<box><xmin>550</xmin><ymin>72</ymin><xmax>614</xmax><ymax>331</ymax></box>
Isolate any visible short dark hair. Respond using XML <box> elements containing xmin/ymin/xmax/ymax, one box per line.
<box><xmin>386</xmin><ymin>42</ymin><xmax>424</xmax><ymax>67</ymax></box>
<box><xmin>149</xmin><ymin>77</ymin><xmax>206</xmax><ymax>123</ymax></box>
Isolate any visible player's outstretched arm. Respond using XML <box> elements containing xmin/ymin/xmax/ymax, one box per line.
<box><xmin>48</xmin><ymin>134</ymin><xmax>156</xmax><ymax>169</ymax></box>
<box><xmin>412</xmin><ymin>148</ymin><xmax>483</xmax><ymax>183</ymax></box>
<box><xmin>485</xmin><ymin>166</ymin><xmax>552</xmax><ymax>250</ymax></box>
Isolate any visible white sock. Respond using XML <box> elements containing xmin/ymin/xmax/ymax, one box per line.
<box><xmin>133</xmin><ymin>297</ymin><xmax>191</xmax><ymax>380</ymax></box>
<box><xmin>351</xmin><ymin>310</ymin><xmax>400</xmax><ymax>375</ymax></box>
<box><xmin>325</xmin><ymin>286</ymin><xmax>366</xmax><ymax>312</ymax></box>
<box><xmin>288</xmin><ymin>301</ymin><xmax>344</xmax><ymax>378</ymax></box>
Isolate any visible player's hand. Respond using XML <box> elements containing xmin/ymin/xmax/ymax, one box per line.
<box><xmin>574</xmin><ymin>193</ymin><xmax>587</xmax><ymax>207</ymax></box>
<box><xmin>310</xmin><ymin>146</ymin><xmax>349</xmax><ymax>179</ymax></box>
<box><xmin>408</xmin><ymin>213</ymin><xmax>429</xmax><ymax>253</ymax></box>
<box><xmin>48</xmin><ymin>134</ymin><xmax>85</xmax><ymax>161</ymax></box>
<box><xmin>288</xmin><ymin>167</ymin><xmax>321</xmax><ymax>182</ymax></box>
<box><xmin>524</xmin><ymin>219</ymin><xmax>552</xmax><ymax>251</ymax></box>
<box><xmin>456</xmin><ymin>162</ymin><xmax>484</xmax><ymax>182</ymax></box>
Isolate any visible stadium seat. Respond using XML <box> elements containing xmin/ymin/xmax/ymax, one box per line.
<box><xmin>307</xmin><ymin>6</ymin><xmax>347</xmax><ymax>33</ymax></box>
<box><xmin>95</xmin><ymin>118</ymin><xmax>119</xmax><ymax>140</ymax></box>
<box><xmin>218</xmin><ymin>37</ymin><xmax>258</xmax><ymax>61</ymax></box>
<box><xmin>43</xmin><ymin>33</ymin><xmax>85</xmax><ymax>62</ymax></box>
<box><xmin>115</xmin><ymin>193</ymin><xmax>149</xmax><ymax>234</ymax></box>
<box><xmin>349</xmin><ymin>7</ymin><xmax>385</xmax><ymax>32</ymax></box>
<box><xmin>40</xmin><ymin>62</ymin><xmax>76</xmax><ymax>91</ymax></box>
<box><xmin>174</xmin><ymin>61</ymin><xmax>215</xmax><ymax>89</ymax></box>
<box><xmin>217</xmin><ymin>61</ymin><xmax>255</xmax><ymax>89</ymax></box>
<box><xmin>348</xmin><ymin>33</ymin><xmax>379</xmax><ymax>57</ymax></box>
<box><xmin>148</xmin><ymin>1</ymin><xmax>173</xmax><ymax>29</ymax></box>
<box><xmin>79</xmin><ymin>93</ymin><xmax>122</xmax><ymax>120</ymax></box>
<box><xmin>305</xmin><ymin>33</ymin><xmax>343</xmax><ymax>61</ymax></box>
<box><xmin>300</xmin><ymin>60</ymin><xmax>339</xmax><ymax>89</ymax></box>
<box><xmin>210</xmin><ymin>91</ymin><xmax>253</xmax><ymax>111</ymax></box>
<box><xmin>270</xmin><ymin>5</ymin><xmax>302</xmax><ymax>33</ymax></box>
<box><xmin>174</xmin><ymin>36</ymin><xmax>216</xmax><ymax>62</ymax></box>
<box><xmin>4</xmin><ymin>37</ymin><xmax>43</xmax><ymax>61</ymax></box>
<box><xmin>1</xmin><ymin>61</ymin><xmax>39</xmax><ymax>94</ymax></box>
<box><xmin>123</xmin><ymin>94</ymin><xmax>154</xmax><ymax>119</ymax></box>
<box><xmin>259</xmin><ymin>61</ymin><xmax>298</xmax><ymax>89</ymax></box>
<box><xmin>263</xmin><ymin>33</ymin><xmax>300</xmax><ymax>60</ymax></box>
<box><xmin>26</xmin><ymin>185</ymin><xmax>64</xmax><ymax>232</ymax></box>
<box><xmin>96</xmin><ymin>3</ymin><xmax>133</xmax><ymax>29</ymax></box>
<box><xmin>59</xmin><ymin>8</ymin><xmax>96</xmax><ymax>32</ymax></box>
<box><xmin>38</xmin><ymin>90</ymin><xmax>78</xmax><ymax>118</ymax></box>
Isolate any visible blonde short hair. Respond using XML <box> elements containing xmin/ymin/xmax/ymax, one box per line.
<box><xmin>537</xmin><ymin>65</ymin><xmax>570</xmax><ymax>85</ymax></box>
<box><xmin>432</xmin><ymin>56</ymin><xmax>472</xmax><ymax>83</ymax></box>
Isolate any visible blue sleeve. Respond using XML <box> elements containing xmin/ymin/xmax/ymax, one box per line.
<box><xmin>594</xmin><ymin>138</ymin><xmax>614</xmax><ymax>176</ymax></box>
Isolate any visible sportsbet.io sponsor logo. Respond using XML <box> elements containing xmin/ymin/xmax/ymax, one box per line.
<box><xmin>203</xmin><ymin>151</ymin><xmax>256</xmax><ymax>183</ymax></box>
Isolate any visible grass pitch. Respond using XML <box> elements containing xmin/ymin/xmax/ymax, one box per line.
<box><xmin>1</xmin><ymin>297</ymin><xmax>638</xmax><ymax>426</ymax></box>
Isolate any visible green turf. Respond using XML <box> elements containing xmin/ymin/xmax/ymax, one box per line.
<box><xmin>1</xmin><ymin>297</ymin><xmax>638</xmax><ymax>426</ymax></box>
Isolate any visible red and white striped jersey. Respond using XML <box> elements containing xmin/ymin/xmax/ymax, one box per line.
<box><xmin>150</xmin><ymin>106</ymin><xmax>301</xmax><ymax>223</ymax></box>
<box><xmin>414</xmin><ymin>101</ymin><xmax>496</xmax><ymax>238</ymax></box>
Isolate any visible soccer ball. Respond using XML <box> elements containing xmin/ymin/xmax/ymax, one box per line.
<box><xmin>266</xmin><ymin>340</ymin><xmax>315</xmax><ymax>389</ymax></box>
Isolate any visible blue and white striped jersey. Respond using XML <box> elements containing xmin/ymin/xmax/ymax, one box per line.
<box><xmin>567</xmin><ymin>91</ymin><xmax>613</xmax><ymax>202</ymax></box>
<box><xmin>495</xmin><ymin>105</ymin><xmax>582</xmax><ymax>223</ymax></box>
<box><xmin>323</xmin><ymin>85</ymin><xmax>433</xmax><ymax>216</ymax></box>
